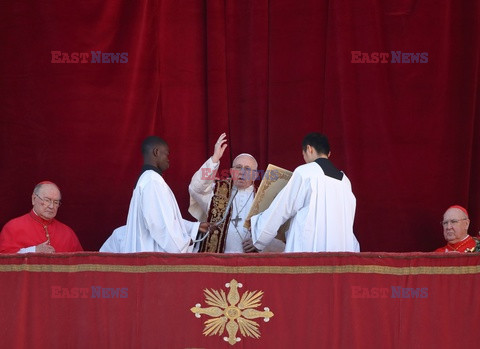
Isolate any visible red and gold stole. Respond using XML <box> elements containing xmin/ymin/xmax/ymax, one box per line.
<box><xmin>197</xmin><ymin>179</ymin><xmax>233</xmax><ymax>253</ymax></box>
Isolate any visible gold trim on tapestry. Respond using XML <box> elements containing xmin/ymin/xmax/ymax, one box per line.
<box><xmin>2</xmin><ymin>264</ymin><xmax>480</xmax><ymax>275</ymax></box>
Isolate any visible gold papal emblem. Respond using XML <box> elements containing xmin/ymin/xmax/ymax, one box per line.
<box><xmin>191</xmin><ymin>279</ymin><xmax>274</xmax><ymax>346</ymax></box>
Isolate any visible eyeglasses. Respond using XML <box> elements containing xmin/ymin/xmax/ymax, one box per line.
<box><xmin>440</xmin><ymin>218</ymin><xmax>467</xmax><ymax>227</ymax></box>
<box><xmin>232</xmin><ymin>165</ymin><xmax>253</xmax><ymax>172</ymax></box>
<box><xmin>35</xmin><ymin>194</ymin><xmax>61</xmax><ymax>207</ymax></box>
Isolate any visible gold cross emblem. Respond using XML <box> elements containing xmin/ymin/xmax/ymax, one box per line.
<box><xmin>191</xmin><ymin>279</ymin><xmax>274</xmax><ymax>345</ymax></box>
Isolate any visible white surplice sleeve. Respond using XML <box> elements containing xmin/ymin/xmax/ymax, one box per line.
<box><xmin>99</xmin><ymin>226</ymin><xmax>126</xmax><ymax>253</ymax></box>
<box><xmin>250</xmin><ymin>169</ymin><xmax>307</xmax><ymax>250</ymax></box>
<box><xmin>188</xmin><ymin>157</ymin><xmax>219</xmax><ymax>221</ymax></box>
<box><xmin>183</xmin><ymin>219</ymin><xmax>201</xmax><ymax>242</ymax></box>
<box><xmin>142</xmin><ymin>179</ymin><xmax>194</xmax><ymax>253</ymax></box>
<box><xmin>18</xmin><ymin>246</ymin><xmax>36</xmax><ymax>253</ymax></box>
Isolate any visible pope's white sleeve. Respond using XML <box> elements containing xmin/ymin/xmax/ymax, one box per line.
<box><xmin>188</xmin><ymin>157</ymin><xmax>218</xmax><ymax>221</ymax></box>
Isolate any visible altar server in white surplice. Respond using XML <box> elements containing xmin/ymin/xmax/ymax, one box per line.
<box><xmin>251</xmin><ymin>132</ymin><xmax>360</xmax><ymax>252</ymax></box>
<box><xmin>189</xmin><ymin>133</ymin><xmax>285</xmax><ymax>253</ymax></box>
<box><xmin>122</xmin><ymin>136</ymin><xmax>209</xmax><ymax>253</ymax></box>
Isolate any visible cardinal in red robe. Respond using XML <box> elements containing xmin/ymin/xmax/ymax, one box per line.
<box><xmin>0</xmin><ymin>181</ymin><xmax>83</xmax><ymax>253</ymax></box>
<box><xmin>435</xmin><ymin>205</ymin><xmax>480</xmax><ymax>253</ymax></box>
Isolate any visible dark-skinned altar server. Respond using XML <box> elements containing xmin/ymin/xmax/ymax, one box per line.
<box><xmin>121</xmin><ymin>136</ymin><xmax>209</xmax><ymax>253</ymax></box>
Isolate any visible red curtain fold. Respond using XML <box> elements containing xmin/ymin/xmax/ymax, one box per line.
<box><xmin>0</xmin><ymin>0</ymin><xmax>478</xmax><ymax>251</ymax></box>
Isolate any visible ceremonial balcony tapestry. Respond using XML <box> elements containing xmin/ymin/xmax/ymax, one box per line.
<box><xmin>1</xmin><ymin>252</ymin><xmax>479</xmax><ymax>348</ymax></box>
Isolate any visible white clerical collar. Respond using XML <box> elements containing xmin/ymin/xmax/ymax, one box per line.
<box><xmin>234</xmin><ymin>185</ymin><xmax>254</xmax><ymax>194</ymax></box>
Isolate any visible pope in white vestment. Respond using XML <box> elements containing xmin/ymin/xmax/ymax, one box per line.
<box><xmin>121</xmin><ymin>137</ymin><xmax>201</xmax><ymax>253</ymax></box>
<box><xmin>189</xmin><ymin>133</ymin><xmax>285</xmax><ymax>253</ymax></box>
<box><xmin>189</xmin><ymin>157</ymin><xmax>256</xmax><ymax>253</ymax></box>
<box><xmin>250</xmin><ymin>133</ymin><xmax>360</xmax><ymax>252</ymax></box>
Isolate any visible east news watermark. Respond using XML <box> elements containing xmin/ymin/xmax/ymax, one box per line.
<box><xmin>51</xmin><ymin>285</ymin><xmax>128</xmax><ymax>299</ymax></box>
<box><xmin>352</xmin><ymin>286</ymin><xmax>428</xmax><ymax>299</ymax></box>
<box><xmin>51</xmin><ymin>51</ymin><xmax>128</xmax><ymax>64</ymax></box>
<box><xmin>351</xmin><ymin>51</ymin><xmax>428</xmax><ymax>64</ymax></box>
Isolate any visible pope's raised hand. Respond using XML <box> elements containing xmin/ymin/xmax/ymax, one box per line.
<box><xmin>212</xmin><ymin>133</ymin><xmax>228</xmax><ymax>163</ymax></box>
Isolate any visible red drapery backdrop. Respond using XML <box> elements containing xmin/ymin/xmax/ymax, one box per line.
<box><xmin>1</xmin><ymin>252</ymin><xmax>479</xmax><ymax>348</ymax></box>
<box><xmin>0</xmin><ymin>0</ymin><xmax>479</xmax><ymax>251</ymax></box>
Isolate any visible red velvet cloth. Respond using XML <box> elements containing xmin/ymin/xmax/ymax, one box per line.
<box><xmin>0</xmin><ymin>1</ymin><xmax>478</xmax><ymax>251</ymax></box>
<box><xmin>0</xmin><ymin>252</ymin><xmax>479</xmax><ymax>348</ymax></box>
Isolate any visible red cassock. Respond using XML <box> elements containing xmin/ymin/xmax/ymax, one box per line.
<box><xmin>0</xmin><ymin>210</ymin><xmax>83</xmax><ymax>253</ymax></box>
<box><xmin>434</xmin><ymin>235</ymin><xmax>478</xmax><ymax>253</ymax></box>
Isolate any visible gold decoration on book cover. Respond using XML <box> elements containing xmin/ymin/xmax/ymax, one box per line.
<box><xmin>244</xmin><ymin>164</ymin><xmax>292</xmax><ymax>241</ymax></box>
